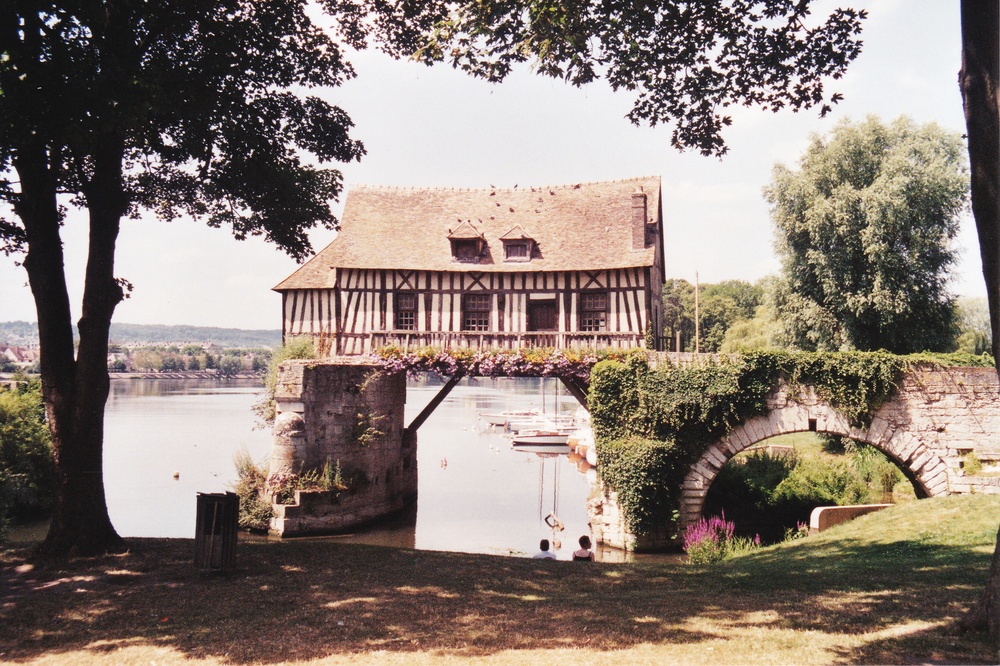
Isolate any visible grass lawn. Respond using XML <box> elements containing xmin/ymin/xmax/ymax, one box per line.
<box><xmin>2</xmin><ymin>494</ymin><xmax>999</xmax><ymax>665</ymax></box>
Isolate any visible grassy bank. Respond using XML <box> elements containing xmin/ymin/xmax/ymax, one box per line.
<box><xmin>2</xmin><ymin>495</ymin><xmax>998</xmax><ymax>665</ymax></box>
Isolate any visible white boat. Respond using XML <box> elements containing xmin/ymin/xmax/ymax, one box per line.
<box><xmin>566</xmin><ymin>426</ymin><xmax>598</xmax><ymax>466</ymax></box>
<box><xmin>567</xmin><ymin>426</ymin><xmax>594</xmax><ymax>451</ymax></box>
<box><xmin>510</xmin><ymin>441</ymin><xmax>573</xmax><ymax>454</ymax></box>
<box><xmin>509</xmin><ymin>429</ymin><xmax>572</xmax><ymax>446</ymax></box>
<box><xmin>505</xmin><ymin>413</ymin><xmax>577</xmax><ymax>433</ymax></box>
<box><xmin>479</xmin><ymin>409</ymin><xmax>540</xmax><ymax>427</ymax></box>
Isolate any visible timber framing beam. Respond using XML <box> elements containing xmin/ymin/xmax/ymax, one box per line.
<box><xmin>559</xmin><ymin>376</ymin><xmax>589</xmax><ymax>411</ymax></box>
<box><xmin>404</xmin><ymin>373</ymin><xmax>465</xmax><ymax>435</ymax></box>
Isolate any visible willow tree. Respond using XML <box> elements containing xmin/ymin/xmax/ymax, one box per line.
<box><xmin>0</xmin><ymin>2</ymin><xmax>365</xmax><ymax>555</ymax></box>
<box><xmin>766</xmin><ymin>116</ymin><xmax>968</xmax><ymax>354</ymax></box>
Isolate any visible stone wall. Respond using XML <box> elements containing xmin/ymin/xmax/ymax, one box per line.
<box><xmin>269</xmin><ymin>360</ymin><xmax>414</xmax><ymax>536</ymax></box>
<box><xmin>809</xmin><ymin>504</ymin><xmax>892</xmax><ymax>534</ymax></box>
<box><xmin>587</xmin><ymin>482</ymin><xmax>676</xmax><ymax>552</ymax></box>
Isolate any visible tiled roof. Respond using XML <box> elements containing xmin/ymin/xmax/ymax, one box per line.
<box><xmin>499</xmin><ymin>224</ymin><xmax>532</xmax><ymax>240</ymax></box>
<box><xmin>274</xmin><ymin>176</ymin><xmax>662</xmax><ymax>290</ymax></box>
<box><xmin>446</xmin><ymin>220</ymin><xmax>485</xmax><ymax>240</ymax></box>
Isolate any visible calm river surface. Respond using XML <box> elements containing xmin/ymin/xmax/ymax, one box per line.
<box><xmin>103</xmin><ymin>376</ymin><xmax>643</xmax><ymax>561</ymax></box>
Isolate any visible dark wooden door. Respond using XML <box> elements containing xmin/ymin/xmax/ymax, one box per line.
<box><xmin>528</xmin><ymin>300</ymin><xmax>558</xmax><ymax>331</ymax></box>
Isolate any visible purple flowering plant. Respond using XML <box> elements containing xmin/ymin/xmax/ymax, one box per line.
<box><xmin>683</xmin><ymin>512</ymin><xmax>761</xmax><ymax>565</ymax></box>
<box><xmin>368</xmin><ymin>345</ymin><xmax>636</xmax><ymax>380</ymax></box>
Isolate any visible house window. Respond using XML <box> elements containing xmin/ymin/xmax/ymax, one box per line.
<box><xmin>462</xmin><ymin>293</ymin><xmax>492</xmax><ymax>331</ymax></box>
<box><xmin>395</xmin><ymin>292</ymin><xmax>416</xmax><ymax>330</ymax></box>
<box><xmin>452</xmin><ymin>239</ymin><xmax>481</xmax><ymax>262</ymax></box>
<box><xmin>579</xmin><ymin>292</ymin><xmax>608</xmax><ymax>332</ymax></box>
<box><xmin>528</xmin><ymin>299</ymin><xmax>557</xmax><ymax>331</ymax></box>
<box><xmin>503</xmin><ymin>241</ymin><xmax>531</xmax><ymax>261</ymax></box>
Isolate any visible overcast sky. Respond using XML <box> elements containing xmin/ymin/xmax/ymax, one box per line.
<box><xmin>0</xmin><ymin>0</ymin><xmax>983</xmax><ymax>331</ymax></box>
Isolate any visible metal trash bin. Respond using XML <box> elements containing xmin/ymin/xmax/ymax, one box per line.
<box><xmin>194</xmin><ymin>492</ymin><xmax>239</xmax><ymax>571</ymax></box>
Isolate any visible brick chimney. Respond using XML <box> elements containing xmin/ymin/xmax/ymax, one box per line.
<box><xmin>632</xmin><ymin>186</ymin><xmax>647</xmax><ymax>250</ymax></box>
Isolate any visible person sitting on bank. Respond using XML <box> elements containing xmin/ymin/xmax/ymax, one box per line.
<box><xmin>532</xmin><ymin>539</ymin><xmax>557</xmax><ymax>559</ymax></box>
<box><xmin>572</xmin><ymin>535</ymin><xmax>595</xmax><ymax>561</ymax></box>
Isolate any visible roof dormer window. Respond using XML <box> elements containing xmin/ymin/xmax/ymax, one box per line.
<box><xmin>448</xmin><ymin>221</ymin><xmax>487</xmax><ymax>263</ymax></box>
<box><xmin>504</xmin><ymin>241</ymin><xmax>530</xmax><ymax>260</ymax></box>
<box><xmin>500</xmin><ymin>225</ymin><xmax>535</xmax><ymax>263</ymax></box>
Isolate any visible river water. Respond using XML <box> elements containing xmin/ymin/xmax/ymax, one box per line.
<box><xmin>103</xmin><ymin>376</ymin><xmax>629</xmax><ymax>561</ymax></box>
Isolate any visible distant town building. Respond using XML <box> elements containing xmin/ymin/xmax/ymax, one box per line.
<box><xmin>0</xmin><ymin>344</ymin><xmax>39</xmax><ymax>367</ymax></box>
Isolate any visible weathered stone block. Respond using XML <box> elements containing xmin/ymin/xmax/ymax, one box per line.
<box><xmin>810</xmin><ymin>504</ymin><xmax>891</xmax><ymax>533</ymax></box>
<box><xmin>705</xmin><ymin>446</ymin><xmax>727</xmax><ymax>468</ymax></box>
<box><xmin>693</xmin><ymin>461</ymin><xmax>717</xmax><ymax>479</ymax></box>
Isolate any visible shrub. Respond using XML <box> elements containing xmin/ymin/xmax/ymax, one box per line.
<box><xmin>772</xmin><ymin>459</ymin><xmax>870</xmax><ymax>508</ymax></box>
<box><xmin>703</xmin><ymin>449</ymin><xmax>796</xmax><ymax>542</ymax></box>
<box><xmin>851</xmin><ymin>443</ymin><xmax>903</xmax><ymax>499</ymax></box>
<box><xmin>232</xmin><ymin>449</ymin><xmax>273</xmax><ymax>531</ymax></box>
<box><xmin>963</xmin><ymin>451</ymin><xmax>984</xmax><ymax>476</ymax></box>
<box><xmin>708</xmin><ymin>449</ymin><xmax>796</xmax><ymax>509</ymax></box>
<box><xmin>232</xmin><ymin>448</ymin><xmax>365</xmax><ymax>532</ymax></box>
<box><xmin>0</xmin><ymin>378</ymin><xmax>55</xmax><ymax>539</ymax></box>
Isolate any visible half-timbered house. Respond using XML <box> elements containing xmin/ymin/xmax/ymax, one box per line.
<box><xmin>274</xmin><ymin>176</ymin><xmax>665</xmax><ymax>355</ymax></box>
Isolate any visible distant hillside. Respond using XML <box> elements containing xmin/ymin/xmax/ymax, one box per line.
<box><xmin>107</xmin><ymin>323</ymin><xmax>281</xmax><ymax>347</ymax></box>
<box><xmin>0</xmin><ymin>321</ymin><xmax>39</xmax><ymax>344</ymax></box>
<box><xmin>0</xmin><ymin>321</ymin><xmax>281</xmax><ymax>348</ymax></box>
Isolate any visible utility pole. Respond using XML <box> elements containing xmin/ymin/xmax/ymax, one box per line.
<box><xmin>694</xmin><ymin>271</ymin><xmax>700</xmax><ymax>354</ymax></box>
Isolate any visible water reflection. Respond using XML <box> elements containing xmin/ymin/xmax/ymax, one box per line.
<box><xmin>405</xmin><ymin>377</ymin><xmax>589</xmax><ymax>560</ymax></box>
<box><xmin>103</xmin><ymin>375</ymin><xmax>668</xmax><ymax>562</ymax></box>
<box><xmin>104</xmin><ymin>378</ymin><xmax>271</xmax><ymax>539</ymax></box>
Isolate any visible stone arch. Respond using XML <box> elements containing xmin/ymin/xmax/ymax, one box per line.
<box><xmin>679</xmin><ymin>400</ymin><xmax>951</xmax><ymax>529</ymax></box>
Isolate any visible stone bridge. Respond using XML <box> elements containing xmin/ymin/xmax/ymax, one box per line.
<box><xmin>267</xmin><ymin>359</ymin><xmax>1000</xmax><ymax>547</ymax></box>
<box><xmin>678</xmin><ymin>366</ymin><xmax>1000</xmax><ymax>531</ymax></box>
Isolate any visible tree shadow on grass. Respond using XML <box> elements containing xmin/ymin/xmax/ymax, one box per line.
<box><xmin>0</xmin><ymin>534</ymin><xmax>994</xmax><ymax>664</ymax></box>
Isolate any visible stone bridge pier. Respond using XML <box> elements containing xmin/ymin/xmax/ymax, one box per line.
<box><xmin>269</xmin><ymin>360</ymin><xmax>414</xmax><ymax>537</ymax></box>
<box><xmin>679</xmin><ymin>366</ymin><xmax>1000</xmax><ymax>531</ymax></box>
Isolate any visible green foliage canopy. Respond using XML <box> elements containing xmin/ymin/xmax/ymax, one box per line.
<box><xmin>661</xmin><ymin>279</ymin><xmax>696</xmax><ymax>351</ymax></box>
<box><xmin>699</xmin><ymin>281</ymin><xmax>764</xmax><ymax>352</ymax></box>
<box><xmin>662</xmin><ymin>279</ymin><xmax>762</xmax><ymax>352</ymax></box>
<box><xmin>0</xmin><ymin>3</ymin><xmax>366</xmax><ymax>261</ymax></box>
<box><xmin>0</xmin><ymin>1</ymin><xmax>370</xmax><ymax>555</ymax></box>
<box><xmin>766</xmin><ymin>116</ymin><xmax>970</xmax><ymax>353</ymax></box>
<box><xmin>955</xmin><ymin>296</ymin><xmax>994</xmax><ymax>356</ymax></box>
<box><xmin>404</xmin><ymin>1</ymin><xmax>867</xmax><ymax>157</ymax></box>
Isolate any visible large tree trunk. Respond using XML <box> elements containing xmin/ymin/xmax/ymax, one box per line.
<box><xmin>19</xmin><ymin>176</ymin><xmax>126</xmax><ymax>556</ymax></box>
<box><xmin>23</xmin><ymin>4</ymin><xmax>140</xmax><ymax>558</ymax></box>
<box><xmin>958</xmin><ymin>0</ymin><xmax>1000</xmax><ymax>645</ymax></box>
<box><xmin>16</xmin><ymin>138</ymin><xmax>129</xmax><ymax>558</ymax></box>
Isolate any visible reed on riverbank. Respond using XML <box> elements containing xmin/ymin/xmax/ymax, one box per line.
<box><xmin>2</xmin><ymin>494</ymin><xmax>997</xmax><ymax>665</ymax></box>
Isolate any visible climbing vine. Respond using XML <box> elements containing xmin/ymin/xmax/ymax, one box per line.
<box><xmin>596</xmin><ymin>436</ymin><xmax>685</xmax><ymax>535</ymax></box>
<box><xmin>590</xmin><ymin>349</ymin><xmax>993</xmax><ymax>535</ymax></box>
<box><xmin>352</xmin><ymin>370</ymin><xmax>388</xmax><ymax>447</ymax></box>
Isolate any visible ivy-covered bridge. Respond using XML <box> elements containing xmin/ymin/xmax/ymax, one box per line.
<box><xmin>676</xmin><ymin>364</ymin><xmax>1000</xmax><ymax>532</ymax></box>
<box><xmin>268</xmin><ymin>349</ymin><xmax>1000</xmax><ymax>547</ymax></box>
<box><xmin>586</xmin><ymin>351</ymin><xmax>1000</xmax><ymax>547</ymax></box>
